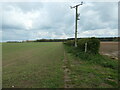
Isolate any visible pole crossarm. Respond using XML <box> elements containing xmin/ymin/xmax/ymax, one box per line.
<box><xmin>71</xmin><ymin>3</ymin><xmax>83</xmax><ymax>8</ymax></box>
<box><xmin>70</xmin><ymin>2</ymin><xmax>83</xmax><ymax>8</ymax></box>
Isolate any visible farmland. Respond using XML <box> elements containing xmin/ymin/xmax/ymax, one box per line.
<box><xmin>2</xmin><ymin>42</ymin><xmax>64</xmax><ymax>88</ymax></box>
<box><xmin>100</xmin><ymin>42</ymin><xmax>118</xmax><ymax>59</ymax></box>
<box><xmin>2</xmin><ymin>42</ymin><xmax>118</xmax><ymax>88</ymax></box>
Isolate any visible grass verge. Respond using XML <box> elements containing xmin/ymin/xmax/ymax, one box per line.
<box><xmin>64</xmin><ymin>45</ymin><xmax>118</xmax><ymax>88</ymax></box>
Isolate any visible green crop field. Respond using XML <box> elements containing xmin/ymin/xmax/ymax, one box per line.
<box><xmin>2</xmin><ymin>42</ymin><xmax>64</xmax><ymax>88</ymax></box>
<box><xmin>2</xmin><ymin>42</ymin><xmax>118</xmax><ymax>88</ymax></box>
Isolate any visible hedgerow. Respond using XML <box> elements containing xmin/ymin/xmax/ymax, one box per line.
<box><xmin>65</xmin><ymin>37</ymin><xmax>100</xmax><ymax>54</ymax></box>
<box><xmin>78</xmin><ymin>37</ymin><xmax>100</xmax><ymax>54</ymax></box>
<box><xmin>65</xmin><ymin>40</ymin><xmax>74</xmax><ymax>46</ymax></box>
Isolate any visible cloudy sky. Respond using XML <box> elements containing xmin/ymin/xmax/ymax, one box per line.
<box><xmin>0</xmin><ymin>1</ymin><xmax>118</xmax><ymax>42</ymax></box>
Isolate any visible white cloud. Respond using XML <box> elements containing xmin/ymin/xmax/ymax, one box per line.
<box><xmin>24</xmin><ymin>20</ymin><xmax>33</xmax><ymax>30</ymax></box>
<box><xmin>78</xmin><ymin>28</ymin><xmax>118</xmax><ymax>37</ymax></box>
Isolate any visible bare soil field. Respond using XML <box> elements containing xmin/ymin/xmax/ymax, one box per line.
<box><xmin>100</xmin><ymin>42</ymin><xmax>119</xmax><ymax>59</ymax></box>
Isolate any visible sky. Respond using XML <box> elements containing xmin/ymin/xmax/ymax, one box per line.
<box><xmin>0</xmin><ymin>1</ymin><xmax>118</xmax><ymax>42</ymax></box>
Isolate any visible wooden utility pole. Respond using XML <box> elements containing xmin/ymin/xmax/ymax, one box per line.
<box><xmin>70</xmin><ymin>2</ymin><xmax>83</xmax><ymax>47</ymax></box>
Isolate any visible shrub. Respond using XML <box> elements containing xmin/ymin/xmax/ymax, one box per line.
<box><xmin>77</xmin><ymin>37</ymin><xmax>100</xmax><ymax>54</ymax></box>
<box><xmin>65</xmin><ymin>40</ymin><xmax>74</xmax><ymax>46</ymax></box>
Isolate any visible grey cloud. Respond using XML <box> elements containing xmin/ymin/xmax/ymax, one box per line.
<box><xmin>2</xmin><ymin>23</ymin><xmax>25</xmax><ymax>30</ymax></box>
<box><xmin>2</xmin><ymin>2</ymin><xmax>43</xmax><ymax>12</ymax></box>
<box><xmin>78</xmin><ymin>2</ymin><xmax>117</xmax><ymax>31</ymax></box>
<box><xmin>2</xmin><ymin>29</ymin><xmax>32</xmax><ymax>41</ymax></box>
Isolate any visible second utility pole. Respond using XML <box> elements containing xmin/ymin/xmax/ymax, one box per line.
<box><xmin>71</xmin><ymin>2</ymin><xmax>83</xmax><ymax>47</ymax></box>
